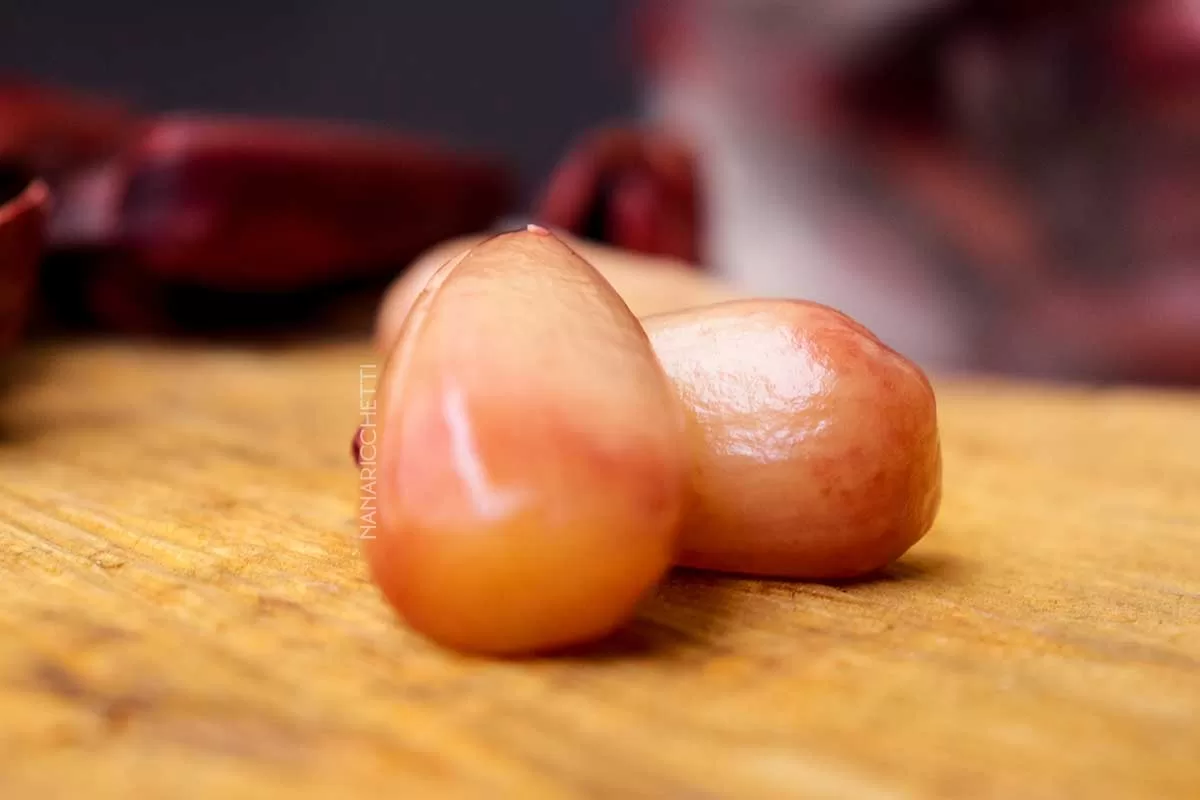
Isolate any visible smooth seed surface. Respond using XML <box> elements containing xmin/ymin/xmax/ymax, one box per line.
<box><xmin>368</xmin><ymin>229</ymin><xmax>689</xmax><ymax>655</ymax></box>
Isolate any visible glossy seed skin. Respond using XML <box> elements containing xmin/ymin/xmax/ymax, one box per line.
<box><xmin>644</xmin><ymin>300</ymin><xmax>942</xmax><ymax>580</ymax></box>
<box><xmin>368</xmin><ymin>228</ymin><xmax>688</xmax><ymax>655</ymax></box>
<box><xmin>374</xmin><ymin>233</ymin><xmax>738</xmax><ymax>354</ymax></box>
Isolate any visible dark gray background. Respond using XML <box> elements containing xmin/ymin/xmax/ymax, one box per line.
<box><xmin>2</xmin><ymin>0</ymin><xmax>639</xmax><ymax>202</ymax></box>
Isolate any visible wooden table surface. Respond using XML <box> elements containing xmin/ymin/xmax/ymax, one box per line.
<box><xmin>0</xmin><ymin>340</ymin><xmax>1197</xmax><ymax>798</ymax></box>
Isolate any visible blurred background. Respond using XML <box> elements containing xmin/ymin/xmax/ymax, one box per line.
<box><xmin>2</xmin><ymin>0</ymin><xmax>1198</xmax><ymax>384</ymax></box>
<box><xmin>0</xmin><ymin>0</ymin><xmax>636</xmax><ymax>202</ymax></box>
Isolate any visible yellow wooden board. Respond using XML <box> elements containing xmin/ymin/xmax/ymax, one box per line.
<box><xmin>1</xmin><ymin>341</ymin><xmax>1197</xmax><ymax>798</ymax></box>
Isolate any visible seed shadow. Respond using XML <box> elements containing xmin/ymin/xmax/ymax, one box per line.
<box><xmin>0</xmin><ymin>347</ymin><xmax>47</xmax><ymax>391</ymax></box>
<box><xmin>549</xmin><ymin>621</ymin><xmax>688</xmax><ymax>662</ymax></box>
<box><xmin>546</xmin><ymin>550</ymin><xmax>968</xmax><ymax>663</ymax></box>
<box><xmin>821</xmin><ymin>550</ymin><xmax>971</xmax><ymax>587</ymax></box>
<box><xmin>0</xmin><ymin>348</ymin><xmax>54</xmax><ymax>444</ymax></box>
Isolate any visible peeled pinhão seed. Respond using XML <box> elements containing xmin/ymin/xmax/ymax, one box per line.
<box><xmin>375</xmin><ymin>240</ymin><xmax>942</xmax><ymax>582</ymax></box>
<box><xmin>644</xmin><ymin>300</ymin><xmax>942</xmax><ymax>580</ymax></box>
<box><xmin>374</xmin><ymin>233</ymin><xmax>737</xmax><ymax>354</ymax></box>
<box><xmin>366</xmin><ymin>227</ymin><xmax>689</xmax><ymax>655</ymax></box>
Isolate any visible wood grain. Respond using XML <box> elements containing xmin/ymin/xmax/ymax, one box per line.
<box><xmin>1</xmin><ymin>341</ymin><xmax>1197</xmax><ymax>798</ymax></box>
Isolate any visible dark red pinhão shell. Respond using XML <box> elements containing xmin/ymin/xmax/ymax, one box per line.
<box><xmin>535</xmin><ymin>127</ymin><xmax>704</xmax><ymax>264</ymax></box>
<box><xmin>0</xmin><ymin>175</ymin><xmax>49</xmax><ymax>352</ymax></box>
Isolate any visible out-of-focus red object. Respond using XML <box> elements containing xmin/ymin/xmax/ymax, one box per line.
<box><xmin>0</xmin><ymin>81</ymin><xmax>517</xmax><ymax>334</ymax></box>
<box><xmin>1117</xmin><ymin>0</ymin><xmax>1200</xmax><ymax>84</ymax></box>
<box><xmin>0</xmin><ymin>82</ymin><xmax>133</xmax><ymax>179</ymax></box>
<box><xmin>104</xmin><ymin>116</ymin><xmax>514</xmax><ymax>291</ymax></box>
<box><xmin>0</xmin><ymin>176</ymin><xmax>49</xmax><ymax>351</ymax></box>
<box><xmin>622</xmin><ymin>0</ymin><xmax>1200</xmax><ymax>384</ymax></box>
<box><xmin>534</xmin><ymin>127</ymin><xmax>703</xmax><ymax>264</ymax></box>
